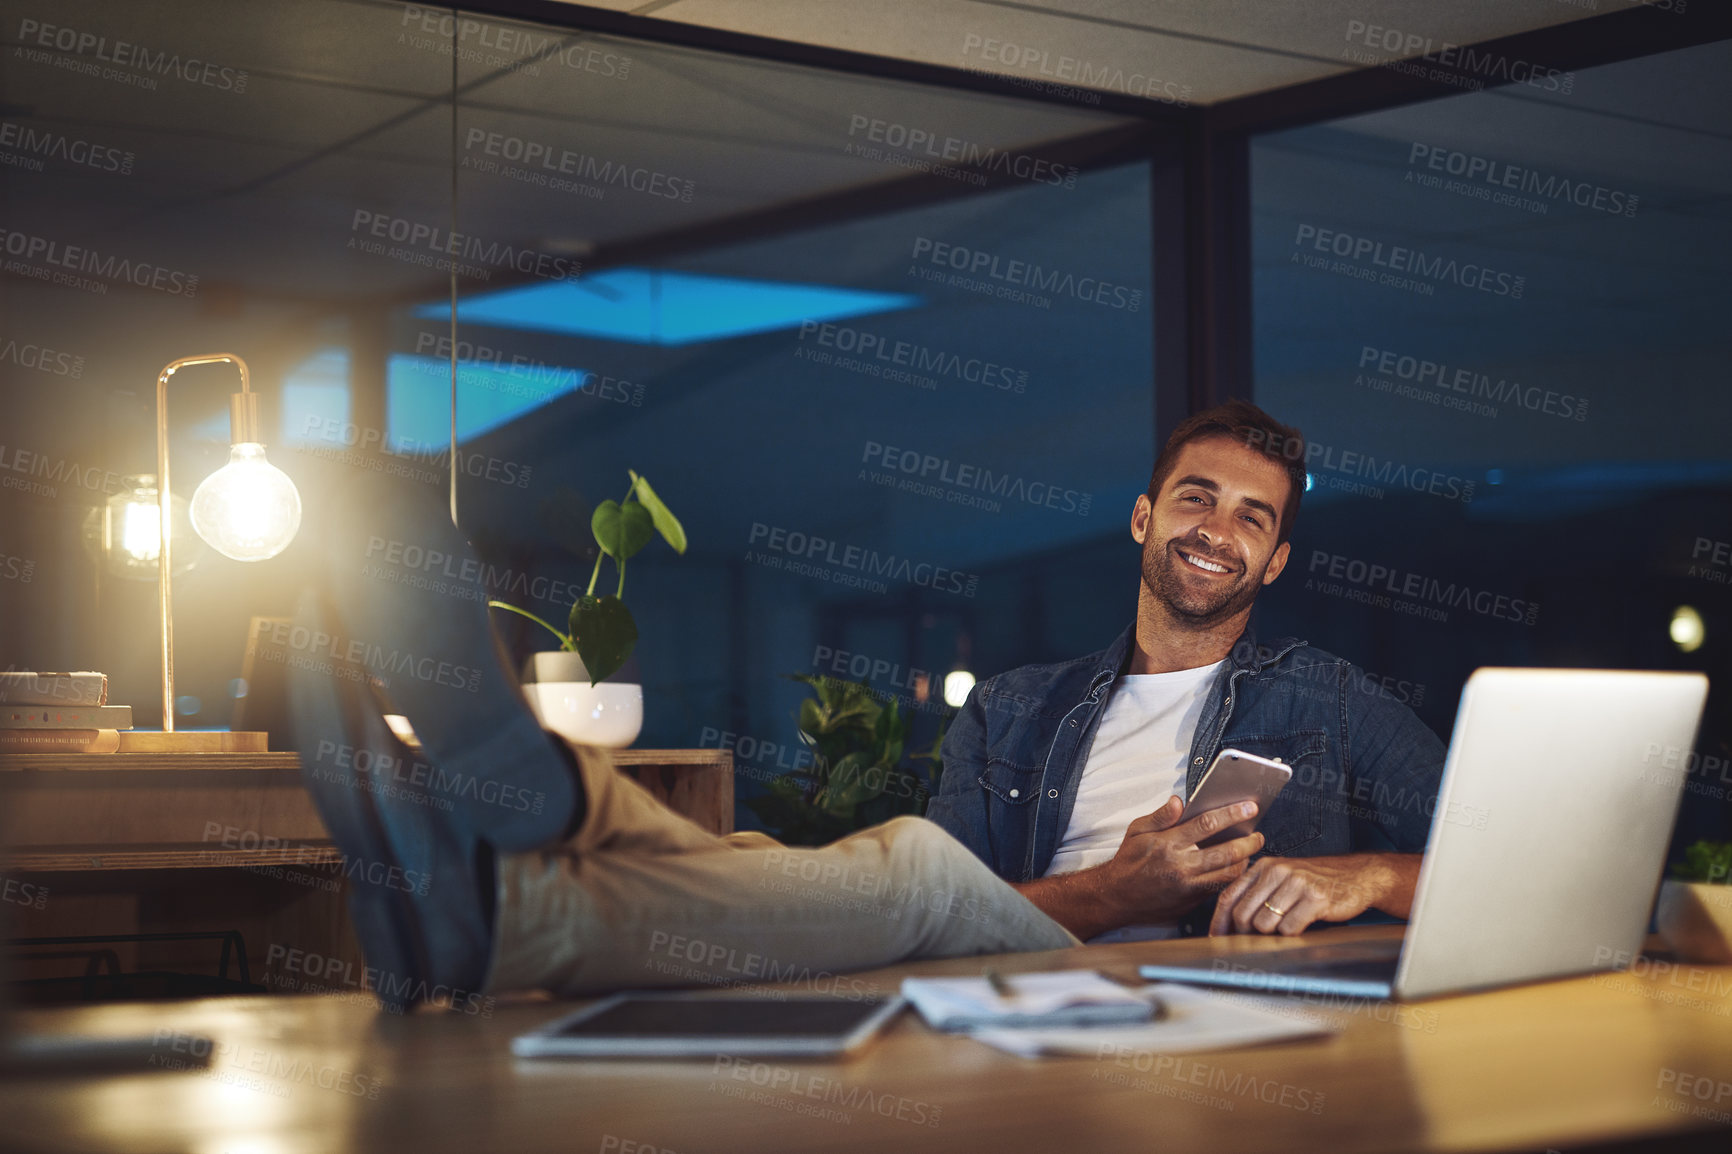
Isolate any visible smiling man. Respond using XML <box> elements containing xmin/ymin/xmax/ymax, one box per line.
<box><xmin>928</xmin><ymin>400</ymin><xmax>1445</xmax><ymax>940</ymax></box>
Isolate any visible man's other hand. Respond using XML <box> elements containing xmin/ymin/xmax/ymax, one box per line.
<box><xmin>1208</xmin><ymin>853</ymin><xmax>1420</xmax><ymax>936</ymax></box>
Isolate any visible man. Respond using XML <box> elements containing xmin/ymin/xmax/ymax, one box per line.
<box><xmin>288</xmin><ymin>401</ymin><xmax>1437</xmax><ymax>1010</ymax></box>
<box><xmin>928</xmin><ymin>400</ymin><xmax>1444</xmax><ymax>940</ymax></box>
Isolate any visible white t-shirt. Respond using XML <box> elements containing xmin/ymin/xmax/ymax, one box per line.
<box><xmin>1043</xmin><ymin>659</ymin><xmax>1224</xmax><ymax>941</ymax></box>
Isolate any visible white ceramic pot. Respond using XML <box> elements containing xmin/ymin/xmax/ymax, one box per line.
<box><xmin>1654</xmin><ymin>879</ymin><xmax>1732</xmax><ymax>964</ymax></box>
<box><xmin>521</xmin><ymin>651</ymin><xmax>643</xmax><ymax>749</ymax></box>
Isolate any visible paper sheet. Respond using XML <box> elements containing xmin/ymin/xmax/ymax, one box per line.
<box><xmin>964</xmin><ymin>982</ymin><xmax>1338</xmax><ymax>1058</ymax></box>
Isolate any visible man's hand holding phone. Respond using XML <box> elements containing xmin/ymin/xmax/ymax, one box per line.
<box><xmin>1095</xmin><ymin>796</ymin><xmax>1266</xmax><ymax>925</ymax></box>
<box><xmin>1010</xmin><ymin>795</ymin><xmax>1265</xmax><ymax>938</ymax></box>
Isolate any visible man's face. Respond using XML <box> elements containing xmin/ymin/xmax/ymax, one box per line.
<box><xmin>1133</xmin><ymin>436</ymin><xmax>1293</xmax><ymax>626</ymax></box>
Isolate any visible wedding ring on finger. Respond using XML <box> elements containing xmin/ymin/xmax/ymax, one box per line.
<box><xmin>1262</xmin><ymin>901</ymin><xmax>1287</xmax><ymax>917</ymax></box>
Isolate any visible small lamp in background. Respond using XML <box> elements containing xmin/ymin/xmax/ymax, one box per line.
<box><xmin>942</xmin><ymin>669</ymin><xmax>976</xmax><ymax>709</ymax></box>
<box><xmin>82</xmin><ymin>475</ymin><xmax>202</xmax><ymax>581</ymax></box>
<box><xmin>1671</xmin><ymin>606</ymin><xmax>1706</xmax><ymax>654</ymax></box>
<box><xmin>155</xmin><ymin>353</ymin><xmax>301</xmax><ymax>734</ymax></box>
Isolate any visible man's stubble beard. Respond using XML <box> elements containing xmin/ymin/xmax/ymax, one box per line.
<box><xmin>1143</xmin><ymin>535</ymin><xmax>1268</xmax><ymax>629</ymax></box>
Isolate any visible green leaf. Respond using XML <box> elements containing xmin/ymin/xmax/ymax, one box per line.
<box><xmin>797</xmin><ymin>697</ymin><xmax>824</xmax><ymax>737</ymax></box>
<box><xmin>568</xmin><ymin>595</ymin><xmax>638</xmax><ymax>685</ymax></box>
<box><xmin>591</xmin><ymin>499</ymin><xmax>654</xmax><ymax>562</ymax></box>
<box><xmin>629</xmin><ymin>471</ymin><xmax>687</xmax><ymax>554</ymax></box>
<box><xmin>819</xmin><ymin>751</ymin><xmax>880</xmax><ymax>814</ymax></box>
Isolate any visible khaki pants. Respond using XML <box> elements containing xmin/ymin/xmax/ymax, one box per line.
<box><xmin>484</xmin><ymin>744</ymin><xmax>1079</xmax><ymax>996</ymax></box>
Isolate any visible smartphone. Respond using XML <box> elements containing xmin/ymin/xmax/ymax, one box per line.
<box><xmin>1180</xmin><ymin>748</ymin><xmax>1293</xmax><ymax>848</ymax></box>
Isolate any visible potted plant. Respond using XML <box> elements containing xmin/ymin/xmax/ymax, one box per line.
<box><xmin>1655</xmin><ymin>840</ymin><xmax>1732</xmax><ymax>964</ymax></box>
<box><xmin>744</xmin><ymin>674</ymin><xmax>948</xmax><ymax>845</ymax></box>
<box><xmin>489</xmin><ymin>470</ymin><xmax>685</xmax><ymax>748</ymax></box>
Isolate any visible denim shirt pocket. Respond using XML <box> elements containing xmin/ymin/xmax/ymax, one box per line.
<box><xmin>1223</xmin><ymin>730</ymin><xmax>1327</xmax><ymax>856</ymax></box>
<box><xmin>978</xmin><ymin>758</ymin><xmax>1044</xmax><ymax>806</ymax></box>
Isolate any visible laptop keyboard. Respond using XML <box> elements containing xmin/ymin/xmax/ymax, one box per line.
<box><xmin>1231</xmin><ymin>938</ymin><xmax>1402</xmax><ymax>979</ymax></box>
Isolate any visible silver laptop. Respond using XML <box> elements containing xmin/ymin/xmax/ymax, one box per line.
<box><xmin>1140</xmin><ymin>668</ymin><xmax>1710</xmax><ymax>1001</ymax></box>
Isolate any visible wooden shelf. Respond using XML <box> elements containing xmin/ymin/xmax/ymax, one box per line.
<box><xmin>6</xmin><ymin>843</ymin><xmax>343</xmax><ymax>872</ymax></box>
<box><xmin>0</xmin><ymin>752</ymin><xmax>301</xmax><ymax>773</ymax></box>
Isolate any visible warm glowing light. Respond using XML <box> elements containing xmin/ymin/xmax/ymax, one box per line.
<box><xmin>190</xmin><ymin>443</ymin><xmax>302</xmax><ymax>561</ymax></box>
<box><xmin>120</xmin><ymin>499</ymin><xmax>161</xmax><ymax>562</ymax></box>
<box><xmin>1670</xmin><ymin>605</ymin><xmax>1706</xmax><ymax>653</ymax></box>
<box><xmin>943</xmin><ymin>670</ymin><xmax>976</xmax><ymax>708</ymax></box>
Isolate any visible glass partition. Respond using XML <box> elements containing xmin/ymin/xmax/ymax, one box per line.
<box><xmin>0</xmin><ymin>0</ymin><xmax>1158</xmax><ymax>839</ymax></box>
<box><xmin>1250</xmin><ymin>39</ymin><xmax>1732</xmax><ymax>853</ymax></box>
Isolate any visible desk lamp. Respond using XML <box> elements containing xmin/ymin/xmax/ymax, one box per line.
<box><xmin>154</xmin><ymin>353</ymin><xmax>301</xmax><ymax>734</ymax></box>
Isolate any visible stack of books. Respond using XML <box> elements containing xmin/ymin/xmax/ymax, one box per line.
<box><xmin>0</xmin><ymin>672</ymin><xmax>130</xmax><ymax>753</ymax></box>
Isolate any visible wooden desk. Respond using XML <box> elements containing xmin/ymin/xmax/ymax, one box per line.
<box><xmin>5</xmin><ymin>926</ymin><xmax>1731</xmax><ymax>1153</ymax></box>
<box><xmin>0</xmin><ymin>749</ymin><xmax>733</xmax><ymax>996</ymax></box>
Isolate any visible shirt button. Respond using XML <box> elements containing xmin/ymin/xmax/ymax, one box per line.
<box><xmin>1048</xmin><ymin>789</ymin><xmax>1059</xmax><ymax>798</ymax></box>
<box><xmin>1009</xmin><ymin>789</ymin><xmax>1019</xmax><ymax>798</ymax></box>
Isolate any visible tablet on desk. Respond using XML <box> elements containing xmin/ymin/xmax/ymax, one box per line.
<box><xmin>512</xmin><ymin>993</ymin><xmax>907</xmax><ymax>1059</ymax></box>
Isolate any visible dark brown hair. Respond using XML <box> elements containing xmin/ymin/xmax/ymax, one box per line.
<box><xmin>1146</xmin><ymin>400</ymin><xmax>1306</xmax><ymax>545</ymax></box>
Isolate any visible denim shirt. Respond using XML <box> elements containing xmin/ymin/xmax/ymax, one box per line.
<box><xmin>927</xmin><ymin>624</ymin><xmax>1446</xmax><ymax>934</ymax></box>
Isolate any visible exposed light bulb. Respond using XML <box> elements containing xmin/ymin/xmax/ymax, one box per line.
<box><xmin>943</xmin><ymin>669</ymin><xmax>976</xmax><ymax>708</ymax></box>
<box><xmin>1670</xmin><ymin>606</ymin><xmax>1705</xmax><ymax>654</ymax></box>
<box><xmin>190</xmin><ymin>442</ymin><xmax>302</xmax><ymax>561</ymax></box>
